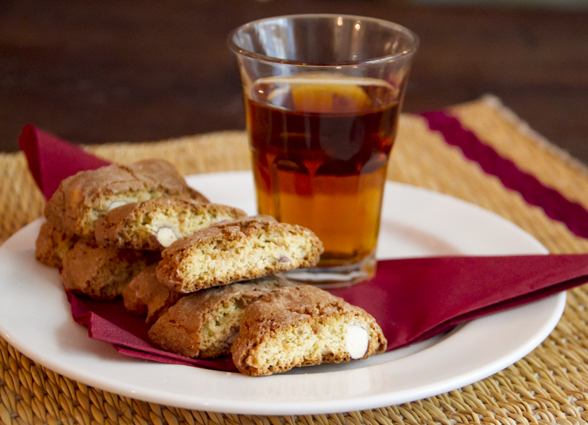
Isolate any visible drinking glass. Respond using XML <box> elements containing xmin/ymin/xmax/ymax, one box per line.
<box><xmin>229</xmin><ymin>14</ymin><xmax>418</xmax><ymax>286</ymax></box>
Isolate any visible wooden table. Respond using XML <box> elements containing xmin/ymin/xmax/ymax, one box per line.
<box><xmin>1</xmin><ymin>0</ymin><xmax>587</xmax><ymax>165</ymax></box>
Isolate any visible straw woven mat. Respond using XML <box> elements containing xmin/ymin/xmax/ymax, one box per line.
<box><xmin>2</xmin><ymin>94</ymin><xmax>588</xmax><ymax>425</ymax></box>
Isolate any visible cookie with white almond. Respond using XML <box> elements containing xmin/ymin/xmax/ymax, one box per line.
<box><xmin>231</xmin><ymin>284</ymin><xmax>387</xmax><ymax>376</ymax></box>
<box><xmin>155</xmin><ymin>216</ymin><xmax>323</xmax><ymax>293</ymax></box>
<box><xmin>95</xmin><ymin>198</ymin><xmax>247</xmax><ymax>251</ymax></box>
<box><xmin>44</xmin><ymin>159</ymin><xmax>208</xmax><ymax>238</ymax></box>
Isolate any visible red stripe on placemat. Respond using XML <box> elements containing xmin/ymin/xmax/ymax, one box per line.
<box><xmin>420</xmin><ymin>111</ymin><xmax>588</xmax><ymax>239</ymax></box>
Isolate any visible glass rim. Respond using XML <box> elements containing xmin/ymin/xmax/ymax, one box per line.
<box><xmin>227</xmin><ymin>13</ymin><xmax>419</xmax><ymax>67</ymax></box>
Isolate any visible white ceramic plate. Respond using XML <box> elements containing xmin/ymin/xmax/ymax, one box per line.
<box><xmin>0</xmin><ymin>171</ymin><xmax>565</xmax><ymax>415</ymax></box>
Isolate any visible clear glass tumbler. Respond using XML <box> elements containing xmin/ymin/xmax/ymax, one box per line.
<box><xmin>229</xmin><ymin>14</ymin><xmax>418</xmax><ymax>286</ymax></box>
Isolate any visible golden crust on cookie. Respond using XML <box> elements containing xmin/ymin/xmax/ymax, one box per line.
<box><xmin>122</xmin><ymin>264</ymin><xmax>185</xmax><ymax>325</ymax></box>
<box><xmin>35</xmin><ymin>221</ymin><xmax>79</xmax><ymax>269</ymax></box>
<box><xmin>148</xmin><ymin>275</ymin><xmax>293</xmax><ymax>359</ymax></box>
<box><xmin>44</xmin><ymin>159</ymin><xmax>208</xmax><ymax>238</ymax></box>
<box><xmin>60</xmin><ymin>240</ymin><xmax>160</xmax><ymax>300</ymax></box>
<box><xmin>231</xmin><ymin>285</ymin><xmax>387</xmax><ymax>376</ymax></box>
<box><xmin>155</xmin><ymin>216</ymin><xmax>323</xmax><ymax>293</ymax></box>
<box><xmin>95</xmin><ymin>198</ymin><xmax>247</xmax><ymax>251</ymax></box>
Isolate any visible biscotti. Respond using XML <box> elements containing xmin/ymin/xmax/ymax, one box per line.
<box><xmin>44</xmin><ymin>159</ymin><xmax>208</xmax><ymax>238</ymax></box>
<box><xmin>95</xmin><ymin>198</ymin><xmax>247</xmax><ymax>250</ymax></box>
<box><xmin>123</xmin><ymin>264</ymin><xmax>185</xmax><ymax>325</ymax></box>
<box><xmin>155</xmin><ymin>216</ymin><xmax>323</xmax><ymax>293</ymax></box>
<box><xmin>61</xmin><ymin>240</ymin><xmax>160</xmax><ymax>300</ymax></box>
<box><xmin>231</xmin><ymin>285</ymin><xmax>387</xmax><ymax>376</ymax></box>
<box><xmin>35</xmin><ymin>221</ymin><xmax>79</xmax><ymax>269</ymax></box>
<box><xmin>148</xmin><ymin>275</ymin><xmax>293</xmax><ymax>359</ymax></box>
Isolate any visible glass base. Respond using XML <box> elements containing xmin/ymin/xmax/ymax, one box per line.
<box><xmin>283</xmin><ymin>252</ymin><xmax>376</xmax><ymax>288</ymax></box>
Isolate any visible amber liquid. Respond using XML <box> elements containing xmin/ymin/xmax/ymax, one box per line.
<box><xmin>246</xmin><ymin>75</ymin><xmax>399</xmax><ymax>269</ymax></box>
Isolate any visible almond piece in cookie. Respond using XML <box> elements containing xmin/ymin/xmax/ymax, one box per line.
<box><xmin>35</xmin><ymin>221</ymin><xmax>79</xmax><ymax>269</ymax></box>
<box><xmin>61</xmin><ymin>240</ymin><xmax>160</xmax><ymax>300</ymax></box>
<box><xmin>122</xmin><ymin>264</ymin><xmax>185</xmax><ymax>325</ymax></box>
<box><xmin>155</xmin><ymin>216</ymin><xmax>323</xmax><ymax>293</ymax></box>
<box><xmin>148</xmin><ymin>275</ymin><xmax>293</xmax><ymax>359</ymax></box>
<box><xmin>231</xmin><ymin>285</ymin><xmax>387</xmax><ymax>376</ymax></box>
<box><xmin>44</xmin><ymin>159</ymin><xmax>208</xmax><ymax>238</ymax></box>
<box><xmin>95</xmin><ymin>198</ymin><xmax>247</xmax><ymax>251</ymax></box>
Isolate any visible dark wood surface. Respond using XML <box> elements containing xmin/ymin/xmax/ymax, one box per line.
<box><xmin>1</xmin><ymin>0</ymin><xmax>587</xmax><ymax>165</ymax></box>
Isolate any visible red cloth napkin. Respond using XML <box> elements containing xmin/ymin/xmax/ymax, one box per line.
<box><xmin>19</xmin><ymin>125</ymin><xmax>110</xmax><ymax>200</ymax></box>
<box><xmin>19</xmin><ymin>125</ymin><xmax>588</xmax><ymax>371</ymax></box>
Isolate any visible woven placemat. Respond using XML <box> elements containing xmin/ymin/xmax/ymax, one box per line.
<box><xmin>2</xmin><ymin>96</ymin><xmax>588</xmax><ymax>425</ymax></box>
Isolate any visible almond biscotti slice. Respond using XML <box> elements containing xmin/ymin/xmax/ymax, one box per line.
<box><xmin>231</xmin><ymin>285</ymin><xmax>387</xmax><ymax>376</ymax></box>
<box><xmin>148</xmin><ymin>275</ymin><xmax>293</xmax><ymax>359</ymax></box>
<box><xmin>35</xmin><ymin>221</ymin><xmax>79</xmax><ymax>269</ymax></box>
<box><xmin>123</xmin><ymin>264</ymin><xmax>185</xmax><ymax>325</ymax></box>
<box><xmin>45</xmin><ymin>159</ymin><xmax>208</xmax><ymax>238</ymax></box>
<box><xmin>60</xmin><ymin>240</ymin><xmax>160</xmax><ymax>300</ymax></box>
<box><xmin>95</xmin><ymin>198</ymin><xmax>247</xmax><ymax>251</ymax></box>
<box><xmin>155</xmin><ymin>216</ymin><xmax>323</xmax><ymax>293</ymax></box>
